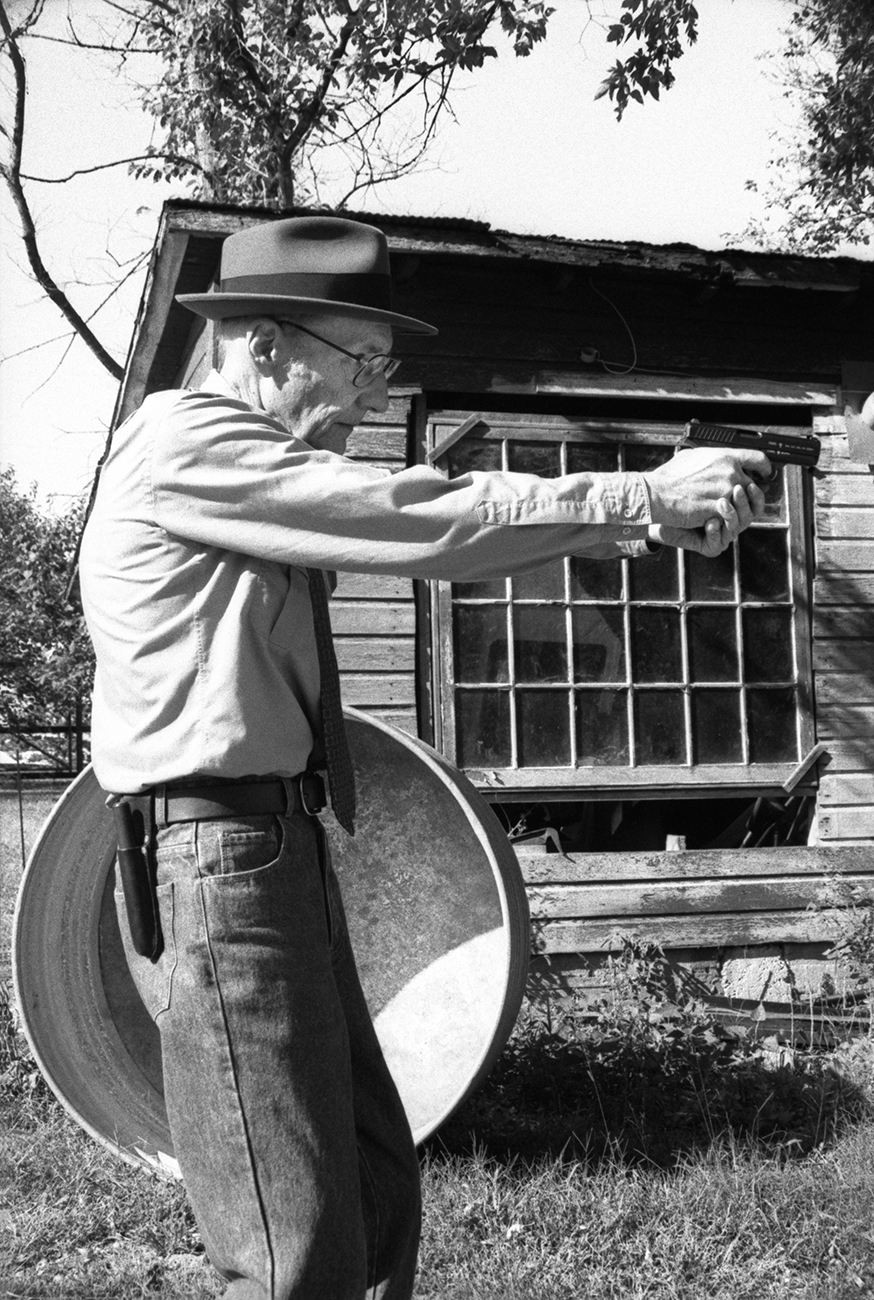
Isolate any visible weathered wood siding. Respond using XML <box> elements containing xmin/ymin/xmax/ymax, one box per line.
<box><xmin>813</xmin><ymin>417</ymin><xmax>874</xmax><ymax>845</ymax></box>
<box><xmin>336</xmin><ymin>398</ymin><xmax>418</xmax><ymax>735</ymax></box>
<box><xmin>517</xmin><ymin>844</ymin><xmax>874</xmax><ymax>953</ymax></box>
<box><xmin>177</xmin><ymin>319</ymin><xmax>213</xmax><ymax>389</ymax></box>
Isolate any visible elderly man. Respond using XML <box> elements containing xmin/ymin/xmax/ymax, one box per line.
<box><xmin>79</xmin><ymin>216</ymin><xmax>769</xmax><ymax>1300</ymax></box>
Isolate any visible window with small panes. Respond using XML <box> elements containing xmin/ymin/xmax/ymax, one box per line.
<box><xmin>427</xmin><ymin>410</ymin><xmax>814</xmax><ymax>798</ymax></box>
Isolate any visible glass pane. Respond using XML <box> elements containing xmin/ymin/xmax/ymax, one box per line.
<box><xmin>624</xmin><ymin>444</ymin><xmax>673</xmax><ymax>473</ymax></box>
<box><xmin>576</xmin><ymin>689</ymin><xmax>629</xmax><ymax>765</ymax></box>
<box><xmin>455</xmin><ymin>690</ymin><xmax>511</xmax><ymax>767</ymax></box>
<box><xmin>508</xmin><ymin>440</ymin><xmax>561</xmax><ymax>477</ymax></box>
<box><xmin>747</xmin><ymin>688</ymin><xmax>798</xmax><ymax>762</ymax></box>
<box><xmin>453</xmin><ymin>606</ymin><xmax>508</xmax><ymax>683</ymax></box>
<box><xmin>514</xmin><ymin>606</ymin><xmax>568</xmax><ymax>683</ymax></box>
<box><xmin>739</xmin><ymin>529</ymin><xmax>789</xmax><ymax>602</ymax></box>
<box><xmin>452</xmin><ymin>578</ymin><xmax>507</xmax><ymax>599</ymax></box>
<box><xmin>688</xmin><ymin>608</ymin><xmax>738</xmax><ymax>682</ymax></box>
<box><xmin>686</xmin><ymin>546</ymin><xmax>736</xmax><ymax>602</ymax></box>
<box><xmin>743</xmin><ymin>609</ymin><xmax>794</xmax><ymax>682</ymax></box>
<box><xmin>760</xmin><ymin>465</ymin><xmax>787</xmax><ymax>522</ymax></box>
<box><xmin>513</xmin><ymin>560</ymin><xmax>565</xmax><ymax>600</ymax></box>
<box><xmin>630</xmin><ymin>608</ymin><xmax>682</xmax><ymax>682</ymax></box>
<box><xmin>447</xmin><ymin>439</ymin><xmax>501</xmax><ymax>477</ymax></box>
<box><xmin>692</xmin><ymin>691</ymin><xmax>743</xmax><ymax>763</ymax></box>
<box><xmin>635</xmin><ymin>691</ymin><xmax>686</xmax><ymax>765</ymax></box>
<box><xmin>517</xmin><ymin>690</ymin><xmax>571</xmax><ymax>766</ymax></box>
<box><xmin>629</xmin><ymin>549</ymin><xmax>680</xmax><ymax>602</ymax></box>
<box><xmin>567</xmin><ymin>442</ymin><xmax>619</xmax><ymax>475</ymax></box>
<box><xmin>570</xmin><ymin>555</ymin><xmax>623</xmax><ymax>600</ymax></box>
<box><xmin>572</xmin><ymin>606</ymin><xmax>627</xmax><ymax>683</ymax></box>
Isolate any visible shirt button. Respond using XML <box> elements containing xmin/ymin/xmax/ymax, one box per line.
<box><xmin>624</xmin><ymin>508</ymin><xmax>634</xmax><ymax>517</ymax></box>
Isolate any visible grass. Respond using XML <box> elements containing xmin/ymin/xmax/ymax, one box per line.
<box><xmin>5</xmin><ymin>946</ymin><xmax>874</xmax><ymax>1298</ymax></box>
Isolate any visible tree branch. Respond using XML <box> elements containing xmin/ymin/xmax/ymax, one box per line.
<box><xmin>0</xmin><ymin>0</ymin><xmax>124</xmax><ymax>381</ymax></box>
<box><xmin>21</xmin><ymin>150</ymin><xmax>209</xmax><ymax>183</ymax></box>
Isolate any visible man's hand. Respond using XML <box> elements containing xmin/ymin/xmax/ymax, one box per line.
<box><xmin>648</xmin><ymin>484</ymin><xmax>761</xmax><ymax>556</ymax></box>
<box><xmin>643</xmin><ymin>447</ymin><xmax>770</xmax><ymax>529</ymax></box>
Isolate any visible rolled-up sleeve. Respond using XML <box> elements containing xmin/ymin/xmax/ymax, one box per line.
<box><xmin>149</xmin><ymin>389</ymin><xmax>654</xmax><ymax>581</ymax></box>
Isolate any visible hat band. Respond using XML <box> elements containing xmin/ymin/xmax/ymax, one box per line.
<box><xmin>219</xmin><ymin>271</ymin><xmax>392</xmax><ymax>310</ymax></box>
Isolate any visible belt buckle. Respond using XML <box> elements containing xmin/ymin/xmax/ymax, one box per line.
<box><xmin>298</xmin><ymin>771</ymin><xmax>326</xmax><ymax>817</ymax></box>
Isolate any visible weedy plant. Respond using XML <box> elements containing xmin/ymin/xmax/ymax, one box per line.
<box><xmin>429</xmin><ymin>938</ymin><xmax>867</xmax><ymax>1167</ymax></box>
<box><xmin>0</xmin><ymin>979</ymin><xmax>45</xmax><ymax>1102</ymax></box>
<box><xmin>818</xmin><ymin>875</ymin><xmax>874</xmax><ymax>1012</ymax></box>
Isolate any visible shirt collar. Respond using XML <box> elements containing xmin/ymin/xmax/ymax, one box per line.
<box><xmin>200</xmin><ymin>369</ymin><xmax>242</xmax><ymax>401</ymax></box>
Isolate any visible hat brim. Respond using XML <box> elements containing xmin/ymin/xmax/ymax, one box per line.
<box><xmin>176</xmin><ymin>292</ymin><xmax>438</xmax><ymax>335</ymax></box>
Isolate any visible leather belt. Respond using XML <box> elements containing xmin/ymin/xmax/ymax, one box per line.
<box><xmin>154</xmin><ymin>772</ymin><xmax>327</xmax><ymax>826</ymax></box>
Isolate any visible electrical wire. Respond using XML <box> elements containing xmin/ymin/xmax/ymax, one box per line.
<box><xmin>588</xmin><ymin>278</ymin><xmax>638</xmax><ymax>375</ymax></box>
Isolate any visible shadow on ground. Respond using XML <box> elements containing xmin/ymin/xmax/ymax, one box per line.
<box><xmin>426</xmin><ymin>1001</ymin><xmax>872</xmax><ymax>1169</ymax></box>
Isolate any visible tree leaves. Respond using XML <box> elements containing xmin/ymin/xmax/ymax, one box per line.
<box><xmin>120</xmin><ymin>0</ymin><xmax>556</xmax><ymax>208</ymax></box>
<box><xmin>0</xmin><ymin>470</ymin><xmax>93</xmax><ymax>734</ymax></box>
<box><xmin>596</xmin><ymin>0</ymin><xmax>699</xmax><ymax>121</ymax></box>
<box><xmin>738</xmin><ymin>0</ymin><xmax>874</xmax><ymax>252</ymax></box>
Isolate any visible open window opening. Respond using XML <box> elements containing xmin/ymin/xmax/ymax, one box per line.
<box><xmin>490</xmin><ymin>792</ymin><xmax>816</xmax><ymax>854</ymax></box>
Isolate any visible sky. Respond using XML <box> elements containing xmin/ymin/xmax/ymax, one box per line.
<box><xmin>0</xmin><ymin>0</ymin><xmax>833</xmax><ymax>508</ymax></box>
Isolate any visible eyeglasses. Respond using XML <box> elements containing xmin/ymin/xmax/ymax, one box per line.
<box><xmin>277</xmin><ymin>319</ymin><xmax>401</xmax><ymax>389</ymax></box>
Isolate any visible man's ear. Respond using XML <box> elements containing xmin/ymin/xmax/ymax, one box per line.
<box><xmin>247</xmin><ymin>319</ymin><xmax>284</xmax><ymax>372</ymax></box>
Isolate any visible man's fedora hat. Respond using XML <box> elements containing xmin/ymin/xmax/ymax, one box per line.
<box><xmin>176</xmin><ymin>216</ymin><xmax>437</xmax><ymax>335</ymax></box>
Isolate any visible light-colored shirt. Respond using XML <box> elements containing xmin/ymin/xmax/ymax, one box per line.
<box><xmin>79</xmin><ymin>371</ymin><xmax>655</xmax><ymax>793</ymax></box>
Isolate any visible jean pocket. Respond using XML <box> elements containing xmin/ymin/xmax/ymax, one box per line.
<box><xmin>114</xmin><ymin>881</ymin><xmax>177</xmax><ymax>1021</ymax></box>
<box><xmin>215</xmin><ymin>816</ymin><xmax>284</xmax><ymax>877</ymax></box>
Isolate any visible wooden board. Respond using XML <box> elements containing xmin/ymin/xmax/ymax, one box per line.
<box><xmin>331</xmin><ymin>601</ymin><xmax>416</xmax><ymax>636</ymax></box>
<box><xmin>335</xmin><ymin>638</ymin><xmax>415</xmax><ymax>673</ymax></box>
<box><xmin>532</xmin><ymin>909</ymin><xmax>844</xmax><ymax>952</ymax></box>
<box><xmin>814</xmin><ymin>672</ymin><xmax>874</xmax><ymax>703</ymax></box>
<box><xmin>817</xmin><ymin>509</ymin><xmax>874</xmax><ymax>539</ymax></box>
<box><xmin>814</xmin><ymin>577</ymin><xmax>874</xmax><ymax>604</ymax></box>
<box><xmin>819</xmin><ymin>773</ymin><xmax>874</xmax><ymax>805</ymax></box>
<box><xmin>333</xmin><ymin>573</ymin><xmax>412</xmax><ymax>600</ymax></box>
<box><xmin>526</xmin><ymin>876</ymin><xmax>864</xmax><ymax>920</ymax></box>
<box><xmin>815</xmin><ymin>541</ymin><xmax>874</xmax><ymax>571</ymax></box>
<box><xmin>339</xmin><ymin>674</ymin><xmax>416</xmax><ymax>707</ymax></box>
<box><xmin>818</xmin><ymin>807</ymin><xmax>874</xmax><ymax>838</ymax></box>
<box><xmin>818</xmin><ymin>705</ymin><xmax>874</xmax><ymax>737</ymax></box>
<box><xmin>814</xmin><ymin>641</ymin><xmax>874</xmax><ymax>671</ymax></box>
<box><xmin>515</xmin><ymin>844</ymin><xmax>874</xmax><ymax>883</ymax></box>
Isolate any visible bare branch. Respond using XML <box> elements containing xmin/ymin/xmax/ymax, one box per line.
<box><xmin>28</xmin><ymin>31</ymin><xmax>154</xmax><ymax>52</ymax></box>
<box><xmin>0</xmin><ymin>0</ymin><xmax>124</xmax><ymax>381</ymax></box>
<box><xmin>21</xmin><ymin>151</ymin><xmax>208</xmax><ymax>183</ymax></box>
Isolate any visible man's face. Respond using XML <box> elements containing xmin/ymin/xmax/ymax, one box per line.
<box><xmin>264</xmin><ymin>314</ymin><xmax>394</xmax><ymax>454</ymax></box>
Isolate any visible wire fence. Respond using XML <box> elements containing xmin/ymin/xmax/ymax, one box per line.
<box><xmin>0</xmin><ymin>707</ymin><xmax>90</xmax><ymax>780</ymax></box>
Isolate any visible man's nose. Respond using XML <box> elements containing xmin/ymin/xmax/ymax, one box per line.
<box><xmin>359</xmin><ymin>372</ymin><xmax>390</xmax><ymax>414</ymax></box>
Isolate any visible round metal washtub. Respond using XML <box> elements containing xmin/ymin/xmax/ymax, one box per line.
<box><xmin>12</xmin><ymin>709</ymin><xmax>530</xmax><ymax>1177</ymax></box>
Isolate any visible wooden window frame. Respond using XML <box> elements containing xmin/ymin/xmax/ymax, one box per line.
<box><xmin>426</xmin><ymin>407</ymin><xmax>816</xmax><ymax>802</ymax></box>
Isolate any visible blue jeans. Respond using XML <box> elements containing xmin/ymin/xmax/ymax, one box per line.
<box><xmin>124</xmin><ymin>805</ymin><xmax>421</xmax><ymax>1300</ymax></box>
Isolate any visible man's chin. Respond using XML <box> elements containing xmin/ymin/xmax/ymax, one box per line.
<box><xmin>312</xmin><ymin>425</ymin><xmax>354</xmax><ymax>454</ymax></box>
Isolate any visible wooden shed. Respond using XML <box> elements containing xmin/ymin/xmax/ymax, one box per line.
<box><xmin>113</xmin><ymin>199</ymin><xmax>874</xmax><ymax>1010</ymax></box>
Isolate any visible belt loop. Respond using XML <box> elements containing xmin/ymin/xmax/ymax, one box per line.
<box><xmin>282</xmin><ymin>776</ymin><xmax>296</xmax><ymax>819</ymax></box>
